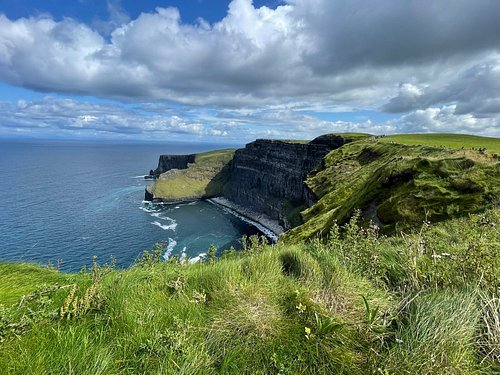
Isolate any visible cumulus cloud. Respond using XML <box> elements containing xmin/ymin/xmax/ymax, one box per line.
<box><xmin>382</xmin><ymin>57</ymin><xmax>500</xmax><ymax>115</ymax></box>
<box><xmin>1</xmin><ymin>0</ymin><xmax>499</xmax><ymax>104</ymax></box>
<box><xmin>1</xmin><ymin>0</ymin><xmax>500</xmax><ymax>137</ymax></box>
<box><xmin>0</xmin><ymin>97</ymin><xmax>226</xmax><ymax>139</ymax></box>
<box><xmin>395</xmin><ymin>106</ymin><xmax>500</xmax><ymax>136</ymax></box>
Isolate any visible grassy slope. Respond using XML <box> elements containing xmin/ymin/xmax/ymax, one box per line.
<box><xmin>1</xmin><ymin>209</ymin><xmax>500</xmax><ymax>374</ymax></box>
<box><xmin>382</xmin><ymin>133</ymin><xmax>500</xmax><ymax>154</ymax></box>
<box><xmin>284</xmin><ymin>136</ymin><xmax>500</xmax><ymax>242</ymax></box>
<box><xmin>0</xmin><ymin>263</ymin><xmax>74</xmax><ymax>306</ymax></box>
<box><xmin>150</xmin><ymin>149</ymin><xmax>235</xmax><ymax>201</ymax></box>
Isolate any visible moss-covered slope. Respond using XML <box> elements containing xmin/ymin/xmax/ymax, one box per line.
<box><xmin>149</xmin><ymin>149</ymin><xmax>235</xmax><ymax>201</ymax></box>
<box><xmin>284</xmin><ymin>138</ymin><xmax>500</xmax><ymax>242</ymax></box>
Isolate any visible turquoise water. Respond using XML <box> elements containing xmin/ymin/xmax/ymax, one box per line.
<box><xmin>0</xmin><ymin>140</ymin><xmax>259</xmax><ymax>271</ymax></box>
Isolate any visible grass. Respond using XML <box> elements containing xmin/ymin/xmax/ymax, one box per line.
<box><xmin>150</xmin><ymin>149</ymin><xmax>235</xmax><ymax>201</ymax></box>
<box><xmin>1</xmin><ymin>208</ymin><xmax>500</xmax><ymax>373</ymax></box>
<box><xmin>0</xmin><ymin>263</ymin><xmax>73</xmax><ymax>306</ymax></box>
<box><xmin>384</xmin><ymin>291</ymin><xmax>481</xmax><ymax>374</ymax></box>
<box><xmin>0</xmin><ymin>242</ymin><xmax>392</xmax><ymax>374</ymax></box>
<box><xmin>284</xmin><ymin>137</ymin><xmax>500</xmax><ymax>242</ymax></box>
<box><xmin>382</xmin><ymin>133</ymin><xmax>500</xmax><ymax>154</ymax></box>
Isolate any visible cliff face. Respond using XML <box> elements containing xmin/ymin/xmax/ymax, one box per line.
<box><xmin>152</xmin><ymin>154</ymin><xmax>196</xmax><ymax>177</ymax></box>
<box><xmin>145</xmin><ymin>134</ymin><xmax>361</xmax><ymax>229</ymax></box>
<box><xmin>222</xmin><ymin>135</ymin><xmax>352</xmax><ymax>229</ymax></box>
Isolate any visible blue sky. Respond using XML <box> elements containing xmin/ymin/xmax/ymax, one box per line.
<box><xmin>0</xmin><ymin>0</ymin><xmax>499</xmax><ymax>142</ymax></box>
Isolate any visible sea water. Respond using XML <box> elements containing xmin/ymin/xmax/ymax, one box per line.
<box><xmin>0</xmin><ymin>140</ymin><xmax>261</xmax><ymax>271</ymax></box>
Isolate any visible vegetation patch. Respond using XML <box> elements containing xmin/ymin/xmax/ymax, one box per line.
<box><xmin>284</xmin><ymin>137</ymin><xmax>500</xmax><ymax>242</ymax></box>
<box><xmin>150</xmin><ymin>149</ymin><xmax>235</xmax><ymax>201</ymax></box>
<box><xmin>382</xmin><ymin>133</ymin><xmax>500</xmax><ymax>154</ymax></box>
<box><xmin>0</xmin><ymin>208</ymin><xmax>500</xmax><ymax>373</ymax></box>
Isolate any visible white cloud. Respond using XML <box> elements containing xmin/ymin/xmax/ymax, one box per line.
<box><xmin>0</xmin><ymin>0</ymin><xmax>500</xmax><ymax>138</ymax></box>
<box><xmin>395</xmin><ymin>106</ymin><xmax>500</xmax><ymax>136</ymax></box>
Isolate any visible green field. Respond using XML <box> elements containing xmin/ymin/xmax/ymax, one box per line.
<box><xmin>382</xmin><ymin>133</ymin><xmax>500</xmax><ymax>153</ymax></box>
<box><xmin>150</xmin><ymin>149</ymin><xmax>235</xmax><ymax>201</ymax></box>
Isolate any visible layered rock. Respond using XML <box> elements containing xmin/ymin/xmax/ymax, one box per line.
<box><xmin>151</xmin><ymin>154</ymin><xmax>195</xmax><ymax>177</ymax></box>
<box><xmin>222</xmin><ymin>135</ymin><xmax>352</xmax><ymax>229</ymax></box>
<box><xmin>145</xmin><ymin>134</ymin><xmax>359</xmax><ymax>230</ymax></box>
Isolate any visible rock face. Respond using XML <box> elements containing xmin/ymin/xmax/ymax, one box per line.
<box><xmin>145</xmin><ymin>154</ymin><xmax>196</xmax><ymax>200</ymax></box>
<box><xmin>222</xmin><ymin>135</ymin><xmax>351</xmax><ymax>229</ymax></box>
<box><xmin>152</xmin><ymin>154</ymin><xmax>195</xmax><ymax>177</ymax></box>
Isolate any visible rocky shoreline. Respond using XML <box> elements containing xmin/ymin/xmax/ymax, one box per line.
<box><xmin>207</xmin><ymin>197</ymin><xmax>284</xmax><ymax>242</ymax></box>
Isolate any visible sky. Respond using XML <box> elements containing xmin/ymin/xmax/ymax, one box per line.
<box><xmin>0</xmin><ymin>0</ymin><xmax>500</xmax><ymax>142</ymax></box>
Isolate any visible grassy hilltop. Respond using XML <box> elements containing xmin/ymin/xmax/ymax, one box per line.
<box><xmin>149</xmin><ymin>149</ymin><xmax>235</xmax><ymax>201</ymax></box>
<box><xmin>1</xmin><ymin>133</ymin><xmax>500</xmax><ymax>374</ymax></box>
<box><xmin>382</xmin><ymin>133</ymin><xmax>500</xmax><ymax>153</ymax></box>
<box><xmin>285</xmin><ymin>134</ymin><xmax>500</xmax><ymax>242</ymax></box>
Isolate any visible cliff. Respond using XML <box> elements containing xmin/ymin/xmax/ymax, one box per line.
<box><xmin>151</xmin><ymin>154</ymin><xmax>196</xmax><ymax>177</ymax></box>
<box><xmin>145</xmin><ymin>134</ymin><xmax>366</xmax><ymax>228</ymax></box>
<box><xmin>146</xmin><ymin>149</ymin><xmax>235</xmax><ymax>202</ymax></box>
<box><xmin>222</xmin><ymin>134</ymin><xmax>364</xmax><ymax>229</ymax></box>
<box><xmin>283</xmin><ymin>138</ymin><xmax>500</xmax><ymax>242</ymax></box>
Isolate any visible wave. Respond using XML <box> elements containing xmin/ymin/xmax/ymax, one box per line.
<box><xmin>163</xmin><ymin>238</ymin><xmax>177</xmax><ymax>260</ymax></box>
<box><xmin>179</xmin><ymin>247</ymin><xmax>188</xmax><ymax>263</ymax></box>
<box><xmin>139</xmin><ymin>205</ymin><xmax>158</xmax><ymax>213</ymax></box>
<box><xmin>216</xmin><ymin>205</ymin><xmax>279</xmax><ymax>242</ymax></box>
<box><xmin>189</xmin><ymin>252</ymin><xmax>207</xmax><ymax>264</ymax></box>
<box><xmin>151</xmin><ymin>220</ymin><xmax>177</xmax><ymax>231</ymax></box>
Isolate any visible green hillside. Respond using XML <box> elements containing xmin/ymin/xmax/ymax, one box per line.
<box><xmin>382</xmin><ymin>133</ymin><xmax>500</xmax><ymax>154</ymax></box>
<box><xmin>1</xmin><ymin>209</ymin><xmax>500</xmax><ymax>374</ymax></box>
<box><xmin>150</xmin><ymin>149</ymin><xmax>235</xmax><ymax>201</ymax></box>
<box><xmin>284</xmin><ymin>137</ymin><xmax>500</xmax><ymax>242</ymax></box>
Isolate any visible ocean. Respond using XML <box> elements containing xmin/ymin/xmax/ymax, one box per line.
<box><xmin>0</xmin><ymin>140</ymin><xmax>261</xmax><ymax>271</ymax></box>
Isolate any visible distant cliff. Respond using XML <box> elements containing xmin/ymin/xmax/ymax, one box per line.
<box><xmin>222</xmin><ymin>134</ymin><xmax>358</xmax><ymax>229</ymax></box>
<box><xmin>145</xmin><ymin>149</ymin><xmax>235</xmax><ymax>203</ymax></box>
<box><xmin>151</xmin><ymin>154</ymin><xmax>196</xmax><ymax>177</ymax></box>
<box><xmin>145</xmin><ymin>134</ymin><xmax>364</xmax><ymax>228</ymax></box>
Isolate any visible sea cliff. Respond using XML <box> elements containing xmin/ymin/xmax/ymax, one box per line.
<box><xmin>145</xmin><ymin>133</ymin><xmax>366</xmax><ymax>234</ymax></box>
<box><xmin>151</xmin><ymin>154</ymin><xmax>196</xmax><ymax>177</ymax></box>
<box><xmin>146</xmin><ymin>133</ymin><xmax>500</xmax><ymax>241</ymax></box>
<box><xmin>222</xmin><ymin>135</ymin><xmax>360</xmax><ymax>229</ymax></box>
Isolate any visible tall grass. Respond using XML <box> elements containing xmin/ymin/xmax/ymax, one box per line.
<box><xmin>1</xmin><ymin>209</ymin><xmax>499</xmax><ymax>373</ymax></box>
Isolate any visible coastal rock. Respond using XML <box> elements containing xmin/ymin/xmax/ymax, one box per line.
<box><xmin>144</xmin><ymin>185</ymin><xmax>154</xmax><ymax>201</ymax></box>
<box><xmin>222</xmin><ymin>135</ymin><xmax>352</xmax><ymax>229</ymax></box>
<box><xmin>145</xmin><ymin>154</ymin><xmax>196</xmax><ymax>201</ymax></box>
<box><xmin>152</xmin><ymin>154</ymin><xmax>195</xmax><ymax>177</ymax></box>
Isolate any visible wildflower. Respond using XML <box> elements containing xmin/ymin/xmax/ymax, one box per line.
<box><xmin>304</xmin><ymin>326</ymin><xmax>314</xmax><ymax>340</ymax></box>
<box><xmin>296</xmin><ymin>302</ymin><xmax>306</xmax><ymax>313</ymax></box>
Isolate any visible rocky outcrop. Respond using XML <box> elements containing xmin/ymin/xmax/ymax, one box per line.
<box><xmin>151</xmin><ymin>154</ymin><xmax>195</xmax><ymax>177</ymax></box>
<box><xmin>222</xmin><ymin>135</ymin><xmax>353</xmax><ymax>229</ymax></box>
<box><xmin>145</xmin><ymin>154</ymin><xmax>196</xmax><ymax>200</ymax></box>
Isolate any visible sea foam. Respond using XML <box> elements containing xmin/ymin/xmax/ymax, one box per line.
<box><xmin>163</xmin><ymin>238</ymin><xmax>177</xmax><ymax>260</ymax></box>
<box><xmin>151</xmin><ymin>220</ymin><xmax>177</xmax><ymax>231</ymax></box>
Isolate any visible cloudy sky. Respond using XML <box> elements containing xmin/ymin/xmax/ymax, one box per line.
<box><xmin>1</xmin><ymin>0</ymin><xmax>499</xmax><ymax>142</ymax></box>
